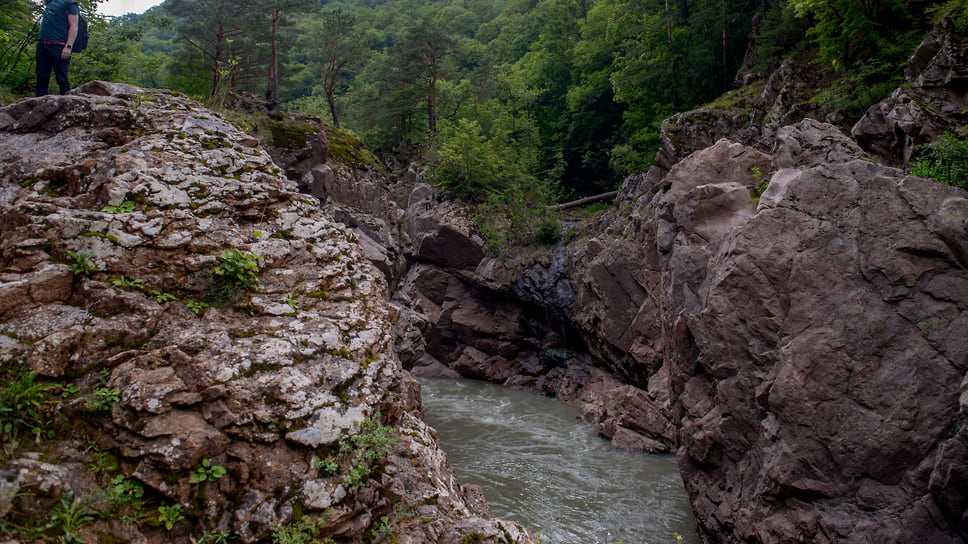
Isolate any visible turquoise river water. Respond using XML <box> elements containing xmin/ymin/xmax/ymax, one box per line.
<box><xmin>418</xmin><ymin>378</ymin><xmax>701</xmax><ymax>544</ymax></box>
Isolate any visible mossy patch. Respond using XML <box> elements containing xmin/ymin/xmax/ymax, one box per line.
<box><xmin>327</xmin><ymin>127</ymin><xmax>383</xmax><ymax>170</ymax></box>
<box><xmin>265</xmin><ymin>117</ymin><xmax>318</xmax><ymax>149</ymax></box>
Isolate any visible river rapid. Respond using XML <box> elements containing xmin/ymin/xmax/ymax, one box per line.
<box><xmin>418</xmin><ymin>378</ymin><xmax>701</xmax><ymax>544</ymax></box>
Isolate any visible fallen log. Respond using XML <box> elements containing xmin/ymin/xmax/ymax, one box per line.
<box><xmin>553</xmin><ymin>190</ymin><xmax>618</xmax><ymax>210</ymax></box>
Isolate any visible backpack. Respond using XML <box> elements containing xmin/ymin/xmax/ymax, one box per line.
<box><xmin>73</xmin><ymin>14</ymin><xmax>88</xmax><ymax>52</ymax></box>
<box><xmin>69</xmin><ymin>2</ymin><xmax>88</xmax><ymax>52</ymax></box>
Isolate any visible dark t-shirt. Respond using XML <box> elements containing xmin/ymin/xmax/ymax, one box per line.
<box><xmin>38</xmin><ymin>0</ymin><xmax>79</xmax><ymax>44</ymax></box>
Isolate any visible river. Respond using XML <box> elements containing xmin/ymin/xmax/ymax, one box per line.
<box><xmin>418</xmin><ymin>378</ymin><xmax>701</xmax><ymax>544</ymax></box>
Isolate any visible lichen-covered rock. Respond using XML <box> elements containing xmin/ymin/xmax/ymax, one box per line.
<box><xmin>0</xmin><ymin>82</ymin><xmax>535</xmax><ymax>544</ymax></box>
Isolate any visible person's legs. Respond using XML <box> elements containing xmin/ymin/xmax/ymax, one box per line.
<box><xmin>35</xmin><ymin>43</ymin><xmax>53</xmax><ymax>97</ymax></box>
<box><xmin>52</xmin><ymin>53</ymin><xmax>71</xmax><ymax>94</ymax></box>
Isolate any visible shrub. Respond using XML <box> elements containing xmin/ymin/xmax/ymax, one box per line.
<box><xmin>533</xmin><ymin>218</ymin><xmax>561</xmax><ymax>245</ymax></box>
<box><xmin>911</xmin><ymin>133</ymin><xmax>968</xmax><ymax>191</ymax></box>
<box><xmin>477</xmin><ymin>180</ymin><xmax>561</xmax><ymax>257</ymax></box>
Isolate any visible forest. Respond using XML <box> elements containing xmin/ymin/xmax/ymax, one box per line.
<box><xmin>0</xmin><ymin>0</ymin><xmax>964</xmax><ymax>206</ymax></box>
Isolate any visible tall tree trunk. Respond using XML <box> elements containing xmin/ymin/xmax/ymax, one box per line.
<box><xmin>211</xmin><ymin>23</ymin><xmax>224</xmax><ymax>98</ymax></box>
<box><xmin>325</xmin><ymin>64</ymin><xmax>341</xmax><ymax>128</ymax></box>
<box><xmin>268</xmin><ymin>8</ymin><xmax>280</xmax><ymax>107</ymax></box>
<box><xmin>721</xmin><ymin>0</ymin><xmax>729</xmax><ymax>93</ymax></box>
<box><xmin>428</xmin><ymin>69</ymin><xmax>438</xmax><ymax>135</ymax></box>
<box><xmin>666</xmin><ymin>0</ymin><xmax>678</xmax><ymax>108</ymax></box>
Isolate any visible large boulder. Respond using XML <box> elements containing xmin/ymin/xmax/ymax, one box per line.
<box><xmin>661</xmin><ymin>120</ymin><xmax>968</xmax><ymax>542</ymax></box>
<box><xmin>404</xmin><ymin>184</ymin><xmax>486</xmax><ymax>271</ymax></box>
<box><xmin>568</xmin><ymin>138</ymin><xmax>773</xmax><ymax>389</ymax></box>
<box><xmin>0</xmin><ymin>82</ymin><xmax>535</xmax><ymax>544</ymax></box>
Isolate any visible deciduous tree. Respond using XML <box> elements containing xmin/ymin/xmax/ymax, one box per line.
<box><xmin>299</xmin><ymin>7</ymin><xmax>370</xmax><ymax>127</ymax></box>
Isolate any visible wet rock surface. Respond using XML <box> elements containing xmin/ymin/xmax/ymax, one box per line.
<box><xmin>0</xmin><ymin>82</ymin><xmax>535</xmax><ymax>544</ymax></box>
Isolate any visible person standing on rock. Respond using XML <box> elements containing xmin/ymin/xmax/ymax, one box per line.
<box><xmin>35</xmin><ymin>0</ymin><xmax>79</xmax><ymax>96</ymax></box>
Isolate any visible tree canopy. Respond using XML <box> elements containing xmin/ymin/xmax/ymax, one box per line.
<box><xmin>0</xmin><ymin>0</ymin><xmax>950</xmax><ymax>202</ymax></box>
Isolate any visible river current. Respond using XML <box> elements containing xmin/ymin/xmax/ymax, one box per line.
<box><xmin>418</xmin><ymin>378</ymin><xmax>701</xmax><ymax>544</ymax></box>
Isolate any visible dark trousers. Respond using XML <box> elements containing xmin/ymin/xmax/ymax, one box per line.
<box><xmin>36</xmin><ymin>42</ymin><xmax>71</xmax><ymax>96</ymax></box>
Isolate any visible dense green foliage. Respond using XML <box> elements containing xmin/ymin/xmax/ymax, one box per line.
<box><xmin>911</xmin><ymin>133</ymin><xmax>968</xmax><ymax>191</ymax></box>
<box><xmin>0</xmin><ymin>0</ymin><xmax>958</xmax><ymax>210</ymax></box>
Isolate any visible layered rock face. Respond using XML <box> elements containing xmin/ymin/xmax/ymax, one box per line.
<box><xmin>608</xmin><ymin>120</ymin><xmax>968</xmax><ymax>541</ymax></box>
<box><xmin>0</xmin><ymin>82</ymin><xmax>534</xmax><ymax>544</ymax></box>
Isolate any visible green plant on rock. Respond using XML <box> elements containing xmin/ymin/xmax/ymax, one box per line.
<box><xmin>271</xmin><ymin>516</ymin><xmax>326</xmax><ymax>544</ymax></box>
<box><xmin>185</xmin><ymin>299</ymin><xmax>209</xmax><ymax>316</ymax></box>
<box><xmin>367</xmin><ymin>515</ymin><xmax>393</xmax><ymax>543</ymax></box>
<box><xmin>208</xmin><ymin>249</ymin><xmax>263</xmax><ymax>304</ymax></box>
<box><xmin>105</xmin><ymin>474</ymin><xmax>148</xmax><ymax>525</ymax></box>
<box><xmin>106</xmin><ymin>475</ymin><xmax>145</xmax><ymax>509</ymax></box>
<box><xmin>320</xmin><ymin>414</ymin><xmax>397</xmax><ymax>489</ymax></box>
<box><xmin>157</xmin><ymin>503</ymin><xmax>185</xmax><ymax>530</ymax></box>
<box><xmin>151</xmin><ymin>290</ymin><xmax>177</xmax><ymax>304</ymax></box>
<box><xmin>101</xmin><ymin>200</ymin><xmax>136</xmax><ymax>214</ymax></box>
<box><xmin>60</xmin><ymin>383</ymin><xmax>80</xmax><ymax>398</ymax></box>
<box><xmin>750</xmin><ymin>166</ymin><xmax>770</xmax><ymax>205</ymax></box>
<box><xmin>0</xmin><ymin>369</ymin><xmax>56</xmax><ymax>442</ymax></box>
<box><xmin>315</xmin><ymin>455</ymin><xmax>338</xmax><ymax>475</ymax></box>
<box><xmin>85</xmin><ymin>387</ymin><xmax>120</xmax><ymax>412</ymax></box>
<box><xmin>66</xmin><ymin>250</ymin><xmax>97</xmax><ymax>277</ymax></box>
<box><xmin>189</xmin><ymin>458</ymin><xmax>227</xmax><ymax>484</ymax></box>
<box><xmin>196</xmin><ymin>528</ymin><xmax>235</xmax><ymax>544</ymax></box>
<box><xmin>110</xmin><ymin>276</ymin><xmax>145</xmax><ymax>290</ymax></box>
<box><xmin>46</xmin><ymin>491</ymin><xmax>97</xmax><ymax>544</ymax></box>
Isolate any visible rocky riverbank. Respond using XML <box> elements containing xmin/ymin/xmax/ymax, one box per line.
<box><xmin>3</xmin><ymin>18</ymin><xmax>967</xmax><ymax>542</ymax></box>
<box><xmin>294</xmin><ymin>21</ymin><xmax>968</xmax><ymax>542</ymax></box>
